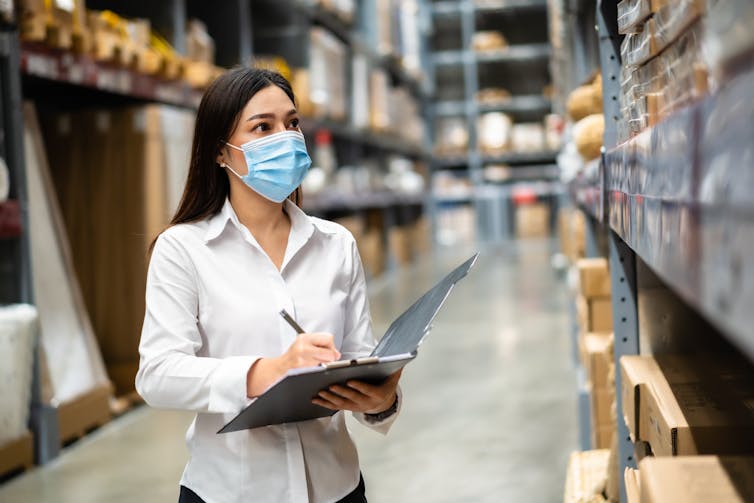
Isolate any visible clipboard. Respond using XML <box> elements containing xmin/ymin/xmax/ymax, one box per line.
<box><xmin>218</xmin><ymin>253</ymin><xmax>479</xmax><ymax>433</ymax></box>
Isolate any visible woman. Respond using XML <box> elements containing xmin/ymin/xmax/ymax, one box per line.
<box><xmin>136</xmin><ymin>67</ymin><xmax>402</xmax><ymax>503</ymax></box>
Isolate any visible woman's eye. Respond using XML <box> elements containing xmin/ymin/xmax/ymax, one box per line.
<box><xmin>252</xmin><ymin>123</ymin><xmax>270</xmax><ymax>133</ymax></box>
<box><xmin>289</xmin><ymin>118</ymin><xmax>300</xmax><ymax>129</ymax></box>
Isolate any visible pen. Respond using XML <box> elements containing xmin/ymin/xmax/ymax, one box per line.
<box><xmin>279</xmin><ymin>309</ymin><xmax>306</xmax><ymax>335</ymax></box>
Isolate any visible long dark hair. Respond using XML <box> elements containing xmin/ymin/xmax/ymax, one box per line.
<box><xmin>151</xmin><ymin>67</ymin><xmax>302</xmax><ymax>251</ymax></box>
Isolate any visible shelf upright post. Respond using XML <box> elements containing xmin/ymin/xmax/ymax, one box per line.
<box><xmin>460</xmin><ymin>1</ymin><xmax>479</xmax><ymax>184</ymax></box>
<box><xmin>416</xmin><ymin>0</ymin><xmax>435</xmax><ymax>253</ymax></box>
<box><xmin>608</xmin><ymin>231</ymin><xmax>639</xmax><ymax>501</ymax></box>
<box><xmin>598</xmin><ymin>2</ymin><xmax>635</xmax><ymax>499</ymax></box>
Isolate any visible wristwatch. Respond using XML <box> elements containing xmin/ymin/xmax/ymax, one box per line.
<box><xmin>364</xmin><ymin>394</ymin><xmax>399</xmax><ymax>422</ymax></box>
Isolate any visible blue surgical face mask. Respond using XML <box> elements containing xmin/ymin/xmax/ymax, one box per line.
<box><xmin>224</xmin><ymin>130</ymin><xmax>312</xmax><ymax>203</ymax></box>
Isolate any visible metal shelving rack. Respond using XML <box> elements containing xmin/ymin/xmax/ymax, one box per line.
<box><xmin>428</xmin><ymin>0</ymin><xmax>561</xmax><ymax>241</ymax></box>
<box><xmin>563</xmin><ymin>2</ymin><xmax>754</xmax><ymax>502</ymax></box>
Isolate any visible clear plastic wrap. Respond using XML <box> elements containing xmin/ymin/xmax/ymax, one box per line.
<box><xmin>618</xmin><ymin>19</ymin><xmax>709</xmax><ymax>140</ymax></box>
<box><xmin>618</xmin><ymin>0</ymin><xmax>652</xmax><ymax>34</ymax></box>
<box><xmin>650</xmin><ymin>24</ymin><xmax>707</xmax><ymax>118</ymax></box>
<box><xmin>0</xmin><ymin>305</ymin><xmax>37</xmax><ymax>444</ymax></box>
<box><xmin>651</xmin><ymin>0</ymin><xmax>704</xmax><ymax>54</ymax></box>
<box><xmin>620</xmin><ymin>20</ymin><xmax>656</xmax><ymax>68</ymax></box>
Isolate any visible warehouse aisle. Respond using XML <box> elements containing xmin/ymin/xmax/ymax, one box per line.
<box><xmin>0</xmin><ymin>241</ymin><xmax>578</xmax><ymax>503</ymax></box>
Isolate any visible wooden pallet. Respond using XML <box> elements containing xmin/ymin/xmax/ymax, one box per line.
<box><xmin>57</xmin><ymin>384</ymin><xmax>112</xmax><ymax>445</ymax></box>
<box><xmin>0</xmin><ymin>432</ymin><xmax>34</xmax><ymax>479</ymax></box>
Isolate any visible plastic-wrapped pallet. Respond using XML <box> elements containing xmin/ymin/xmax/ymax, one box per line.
<box><xmin>24</xmin><ymin>104</ymin><xmax>110</xmax><ymax>404</ymax></box>
<box><xmin>0</xmin><ymin>304</ymin><xmax>37</xmax><ymax>445</ymax></box>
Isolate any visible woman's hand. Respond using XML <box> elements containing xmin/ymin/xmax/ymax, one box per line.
<box><xmin>312</xmin><ymin>369</ymin><xmax>402</xmax><ymax>414</ymax></box>
<box><xmin>247</xmin><ymin>333</ymin><xmax>340</xmax><ymax>397</ymax></box>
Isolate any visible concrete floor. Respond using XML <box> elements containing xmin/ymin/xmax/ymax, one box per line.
<box><xmin>0</xmin><ymin>240</ymin><xmax>578</xmax><ymax>503</ymax></box>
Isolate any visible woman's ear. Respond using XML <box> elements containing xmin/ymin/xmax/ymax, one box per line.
<box><xmin>216</xmin><ymin>145</ymin><xmax>228</xmax><ymax>167</ymax></box>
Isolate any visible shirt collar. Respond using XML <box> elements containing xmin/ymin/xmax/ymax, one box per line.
<box><xmin>204</xmin><ymin>198</ymin><xmax>330</xmax><ymax>245</ymax></box>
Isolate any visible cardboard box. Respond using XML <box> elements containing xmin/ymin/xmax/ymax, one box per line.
<box><xmin>411</xmin><ymin>216</ymin><xmax>431</xmax><ymax>257</ymax></box>
<box><xmin>359</xmin><ymin>229</ymin><xmax>385</xmax><ymax>278</ymax></box>
<box><xmin>583</xmin><ymin>332</ymin><xmax>614</xmax><ymax>389</ymax></box>
<box><xmin>639</xmin><ymin>456</ymin><xmax>754</xmax><ymax>503</ymax></box>
<box><xmin>621</xmin><ymin>354</ymin><xmax>754</xmax><ymax>456</ymax></box>
<box><xmin>624</xmin><ymin>468</ymin><xmax>640</xmax><ymax>503</ymax></box>
<box><xmin>592</xmin><ymin>422</ymin><xmax>615</xmax><ymax>450</ymax></box>
<box><xmin>515</xmin><ymin>203</ymin><xmax>550</xmax><ymax>239</ymax></box>
<box><xmin>620</xmin><ymin>355</ymin><xmax>662</xmax><ymax>441</ymax></box>
<box><xmin>577</xmin><ymin>295</ymin><xmax>613</xmax><ymax>333</ymax></box>
<box><xmin>592</xmin><ymin>388</ymin><xmax>614</xmax><ymax>427</ymax></box>
<box><xmin>388</xmin><ymin>226</ymin><xmax>413</xmax><ymax>266</ymax></box>
<box><xmin>186</xmin><ymin>19</ymin><xmax>215</xmax><ymax>64</ymax></box>
<box><xmin>334</xmin><ymin>216</ymin><xmax>365</xmax><ymax>243</ymax></box>
<box><xmin>577</xmin><ymin>258</ymin><xmax>611</xmax><ymax>298</ymax></box>
<box><xmin>642</xmin><ymin>374</ymin><xmax>754</xmax><ymax>456</ymax></box>
<box><xmin>563</xmin><ymin>449</ymin><xmax>611</xmax><ymax>503</ymax></box>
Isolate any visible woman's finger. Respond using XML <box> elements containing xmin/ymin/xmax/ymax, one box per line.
<box><xmin>345</xmin><ymin>380</ymin><xmax>380</xmax><ymax>398</ymax></box>
<box><xmin>312</xmin><ymin>398</ymin><xmax>338</xmax><ymax>410</ymax></box>
<box><xmin>328</xmin><ymin>384</ymin><xmax>368</xmax><ymax>402</ymax></box>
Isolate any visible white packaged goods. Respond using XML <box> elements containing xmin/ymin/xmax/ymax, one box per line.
<box><xmin>351</xmin><ymin>53</ymin><xmax>369</xmax><ymax>129</ymax></box>
<box><xmin>309</xmin><ymin>28</ymin><xmax>347</xmax><ymax>120</ymax></box>
<box><xmin>0</xmin><ymin>305</ymin><xmax>37</xmax><ymax>444</ymax></box>
<box><xmin>478</xmin><ymin>112</ymin><xmax>513</xmax><ymax>153</ymax></box>
<box><xmin>511</xmin><ymin>123</ymin><xmax>546</xmax><ymax>153</ymax></box>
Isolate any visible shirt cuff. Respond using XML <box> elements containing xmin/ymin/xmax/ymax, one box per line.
<box><xmin>353</xmin><ymin>385</ymin><xmax>402</xmax><ymax>435</ymax></box>
<box><xmin>208</xmin><ymin>356</ymin><xmax>259</xmax><ymax>413</ymax></box>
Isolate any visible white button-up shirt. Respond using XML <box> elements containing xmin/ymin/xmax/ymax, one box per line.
<box><xmin>136</xmin><ymin>199</ymin><xmax>400</xmax><ymax>503</ymax></box>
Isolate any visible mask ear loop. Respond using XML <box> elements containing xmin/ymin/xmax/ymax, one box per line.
<box><xmin>219</xmin><ymin>142</ymin><xmax>245</xmax><ymax>179</ymax></box>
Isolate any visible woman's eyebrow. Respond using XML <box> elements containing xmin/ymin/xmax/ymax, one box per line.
<box><xmin>246</xmin><ymin>109</ymin><xmax>298</xmax><ymax>121</ymax></box>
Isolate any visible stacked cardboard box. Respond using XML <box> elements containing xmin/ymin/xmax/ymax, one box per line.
<box><xmin>515</xmin><ymin>203</ymin><xmax>550</xmax><ymax>239</ymax></box>
<box><xmin>638</xmin><ymin>456</ymin><xmax>754</xmax><ymax>502</ymax></box>
<box><xmin>558</xmin><ymin>208</ymin><xmax>586</xmax><ymax>263</ymax></box>
<box><xmin>18</xmin><ymin>0</ymin><xmax>88</xmax><ymax>51</ymax></box>
<box><xmin>620</xmin><ymin>354</ymin><xmax>754</xmax><ymax>457</ymax></box>
<box><xmin>576</xmin><ymin>259</ymin><xmax>613</xmax><ymax>333</ymax></box>
<box><xmin>583</xmin><ymin>333</ymin><xmax>615</xmax><ymax>449</ymax></box>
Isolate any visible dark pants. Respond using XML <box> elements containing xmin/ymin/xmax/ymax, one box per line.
<box><xmin>179</xmin><ymin>474</ymin><xmax>367</xmax><ymax>502</ymax></box>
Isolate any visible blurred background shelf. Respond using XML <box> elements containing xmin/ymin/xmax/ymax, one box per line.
<box><xmin>20</xmin><ymin>42</ymin><xmax>203</xmax><ymax>109</ymax></box>
<box><xmin>475</xmin><ymin>44</ymin><xmax>551</xmax><ymax>63</ymax></box>
<box><xmin>302</xmin><ymin>190</ymin><xmax>425</xmax><ymax>214</ymax></box>
<box><xmin>300</xmin><ymin>118</ymin><xmax>430</xmax><ymax>160</ymax></box>
<box><xmin>480</xmin><ymin>150</ymin><xmax>558</xmax><ymax>165</ymax></box>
